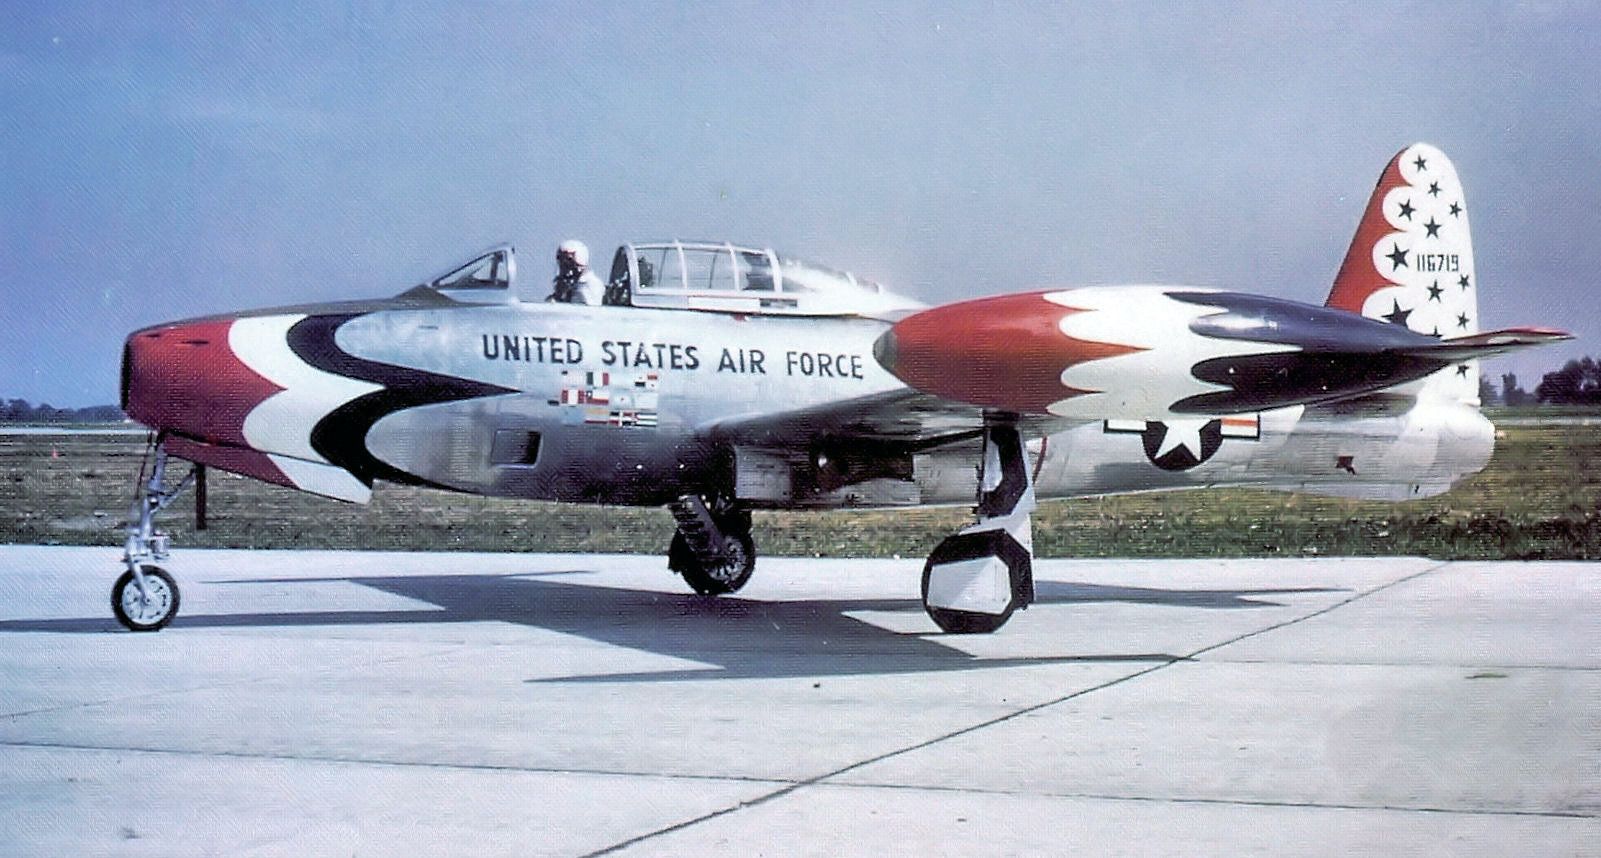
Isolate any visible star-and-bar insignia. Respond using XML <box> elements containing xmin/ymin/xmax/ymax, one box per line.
<box><xmin>1414</xmin><ymin>154</ymin><xmax>1428</xmax><ymax>171</ymax></box>
<box><xmin>1386</xmin><ymin>244</ymin><xmax>1409</xmax><ymax>270</ymax></box>
<box><xmin>1384</xmin><ymin>300</ymin><xmax>1413</xmax><ymax>327</ymax></box>
<box><xmin>1397</xmin><ymin>199</ymin><xmax>1416</xmax><ymax>220</ymax></box>
<box><xmin>1424</xmin><ymin>217</ymin><xmax>1441</xmax><ymax>238</ymax></box>
<box><xmin>1105</xmin><ymin>418</ymin><xmax>1254</xmax><ymax>472</ymax></box>
<box><xmin>1427</xmin><ymin>281</ymin><xmax>1443</xmax><ymax>301</ymax></box>
<box><xmin>1449</xmin><ymin>201</ymin><xmax>1462</xmax><ymax>217</ymax></box>
<box><xmin>1427</xmin><ymin>181</ymin><xmax>1442</xmax><ymax>197</ymax></box>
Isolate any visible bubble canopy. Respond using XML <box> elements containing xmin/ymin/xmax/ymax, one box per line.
<box><xmin>422</xmin><ymin>244</ymin><xmax>516</xmax><ymax>297</ymax></box>
<box><xmin>609</xmin><ymin>241</ymin><xmax>923</xmax><ymax>317</ymax></box>
<box><xmin>414</xmin><ymin>241</ymin><xmax>921</xmax><ymax>317</ymax></box>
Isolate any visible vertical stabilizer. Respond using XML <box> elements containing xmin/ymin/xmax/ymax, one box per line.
<box><xmin>1327</xmin><ymin>143</ymin><xmax>1479</xmax><ymax>404</ymax></box>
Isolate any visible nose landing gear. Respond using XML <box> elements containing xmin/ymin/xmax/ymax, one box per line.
<box><xmin>113</xmin><ymin>438</ymin><xmax>199</xmax><ymax>631</ymax></box>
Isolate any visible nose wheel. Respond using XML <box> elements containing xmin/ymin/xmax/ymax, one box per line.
<box><xmin>114</xmin><ymin>437</ymin><xmax>197</xmax><ymax>632</ymax></box>
<box><xmin>112</xmin><ymin>565</ymin><xmax>180</xmax><ymax>632</ymax></box>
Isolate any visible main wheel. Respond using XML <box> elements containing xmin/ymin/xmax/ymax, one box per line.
<box><xmin>670</xmin><ymin>530</ymin><xmax>756</xmax><ymax>595</ymax></box>
<box><xmin>920</xmin><ymin>529</ymin><xmax>1032</xmax><ymax>634</ymax></box>
<box><xmin>921</xmin><ymin>560</ymin><xmax>1014</xmax><ymax>634</ymax></box>
<box><xmin>112</xmin><ymin>565</ymin><xmax>180</xmax><ymax>632</ymax></box>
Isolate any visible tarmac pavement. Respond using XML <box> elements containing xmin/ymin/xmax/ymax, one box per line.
<box><xmin>0</xmin><ymin>546</ymin><xmax>1596</xmax><ymax>856</ymax></box>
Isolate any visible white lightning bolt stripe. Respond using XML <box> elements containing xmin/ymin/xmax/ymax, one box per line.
<box><xmin>267</xmin><ymin>453</ymin><xmax>371</xmax><ymax>504</ymax></box>
<box><xmin>230</xmin><ymin>314</ymin><xmax>381</xmax><ymax>499</ymax></box>
<box><xmin>1042</xmin><ymin>287</ymin><xmax>1296</xmax><ymax>420</ymax></box>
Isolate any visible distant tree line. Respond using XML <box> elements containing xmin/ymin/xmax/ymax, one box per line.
<box><xmin>1494</xmin><ymin>357</ymin><xmax>1601</xmax><ymax>406</ymax></box>
<box><xmin>0</xmin><ymin>397</ymin><xmax>126</xmax><ymax>423</ymax></box>
<box><xmin>1498</xmin><ymin>373</ymin><xmax>1530</xmax><ymax>406</ymax></box>
<box><xmin>1532</xmin><ymin>357</ymin><xmax>1601</xmax><ymax>405</ymax></box>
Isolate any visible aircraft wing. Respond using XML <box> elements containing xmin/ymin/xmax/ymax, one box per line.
<box><xmin>703</xmin><ymin>387</ymin><xmax>1081</xmax><ymax>449</ymax></box>
<box><xmin>875</xmin><ymin>289</ymin><xmax>1573</xmax><ymax>420</ymax></box>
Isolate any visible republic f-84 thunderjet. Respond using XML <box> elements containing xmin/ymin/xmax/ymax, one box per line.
<box><xmin>113</xmin><ymin>144</ymin><xmax>1567</xmax><ymax>633</ymax></box>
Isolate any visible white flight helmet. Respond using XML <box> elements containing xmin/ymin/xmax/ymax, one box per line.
<box><xmin>556</xmin><ymin>239</ymin><xmax>590</xmax><ymax>269</ymax></box>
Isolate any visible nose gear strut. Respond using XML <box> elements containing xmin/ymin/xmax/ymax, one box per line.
<box><xmin>113</xmin><ymin>436</ymin><xmax>198</xmax><ymax>631</ymax></box>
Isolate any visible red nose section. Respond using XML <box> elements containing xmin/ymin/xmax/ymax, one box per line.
<box><xmin>122</xmin><ymin>318</ymin><xmax>283</xmax><ymax>445</ymax></box>
<box><xmin>873</xmin><ymin>292</ymin><xmax>1144</xmax><ymax>414</ymax></box>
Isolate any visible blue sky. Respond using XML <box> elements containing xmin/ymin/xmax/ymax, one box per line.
<box><xmin>3</xmin><ymin>1</ymin><xmax>1597</xmax><ymax>406</ymax></box>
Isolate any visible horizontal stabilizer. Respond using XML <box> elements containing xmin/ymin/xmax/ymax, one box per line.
<box><xmin>1392</xmin><ymin>327</ymin><xmax>1573</xmax><ymax>362</ymax></box>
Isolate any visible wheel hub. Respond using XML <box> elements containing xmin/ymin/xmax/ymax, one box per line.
<box><xmin>121</xmin><ymin>575</ymin><xmax>173</xmax><ymax>624</ymax></box>
<box><xmin>705</xmin><ymin>543</ymin><xmax>747</xmax><ymax>584</ymax></box>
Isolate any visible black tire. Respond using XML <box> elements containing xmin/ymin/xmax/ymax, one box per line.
<box><xmin>920</xmin><ymin>560</ymin><xmax>1014</xmax><ymax>634</ymax></box>
<box><xmin>112</xmin><ymin>565</ymin><xmax>180</xmax><ymax>632</ymax></box>
<box><xmin>670</xmin><ymin>530</ymin><xmax>756</xmax><ymax>595</ymax></box>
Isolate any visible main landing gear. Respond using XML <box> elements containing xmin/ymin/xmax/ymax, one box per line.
<box><xmin>921</xmin><ymin>419</ymin><xmax>1037</xmax><ymax>634</ymax></box>
<box><xmin>667</xmin><ymin>493</ymin><xmax>756</xmax><ymax>595</ymax></box>
<box><xmin>113</xmin><ymin>438</ymin><xmax>198</xmax><ymax>631</ymax></box>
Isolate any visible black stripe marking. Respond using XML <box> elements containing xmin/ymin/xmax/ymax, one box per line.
<box><xmin>286</xmin><ymin>314</ymin><xmax>515</xmax><ymax>489</ymax></box>
<box><xmin>1176</xmin><ymin>351</ymin><xmax>1448</xmax><ymax>414</ymax></box>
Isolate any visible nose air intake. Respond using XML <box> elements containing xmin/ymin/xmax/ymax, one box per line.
<box><xmin>121</xmin><ymin>318</ymin><xmax>284</xmax><ymax>446</ymax></box>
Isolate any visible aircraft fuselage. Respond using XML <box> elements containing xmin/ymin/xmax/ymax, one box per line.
<box><xmin>124</xmin><ymin>298</ymin><xmax>1494</xmax><ymax>510</ymax></box>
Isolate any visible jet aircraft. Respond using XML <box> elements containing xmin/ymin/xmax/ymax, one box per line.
<box><xmin>113</xmin><ymin>144</ymin><xmax>1568</xmax><ymax>633</ymax></box>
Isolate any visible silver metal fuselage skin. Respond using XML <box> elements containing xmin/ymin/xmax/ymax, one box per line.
<box><xmin>347</xmin><ymin>300</ymin><xmax>900</xmax><ymax>504</ymax></box>
<box><xmin>328</xmin><ymin>299</ymin><xmax>1493</xmax><ymax>508</ymax></box>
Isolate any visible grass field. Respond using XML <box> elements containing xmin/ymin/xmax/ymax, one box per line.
<box><xmin>3</xmin><ymin>425</ymin><xmax>1599</xmax><ymax>560</ymax></box>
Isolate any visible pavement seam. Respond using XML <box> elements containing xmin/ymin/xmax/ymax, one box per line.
<box><xmin>815</xmin><ymin>778</ymin><xmax>1599</xmax><ymax>820</ymax></box>
<box><xmin>1199</xmin><ymin>657</ymin><xmax>1600</xmax><ymax>672</ymax></box>
<box><xmin>0</xmin><ymin>738</ymin><xmax>795</xmax><ymax>788</ymax></box>
<box><xmin>1183</xmin><ymin>561</ymin><xmax>1450</xmax><ymax>661</ymax></box>
<box><xmin>581</xmin><ymin>560</ymin><xmax>1452</xmax><ymax>857</ymax></box>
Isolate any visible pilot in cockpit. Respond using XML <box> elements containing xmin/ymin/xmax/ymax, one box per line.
<box><xmin>547</xmin><ymin>239</ymin><xmax>605</xmax><ymax>305</ymax></box>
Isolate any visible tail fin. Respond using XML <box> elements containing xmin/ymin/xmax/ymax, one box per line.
<box><xmin>1328</xmin><ymin>143</ymin><xmax>1480</xmax><ymax>404</ymax></box>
